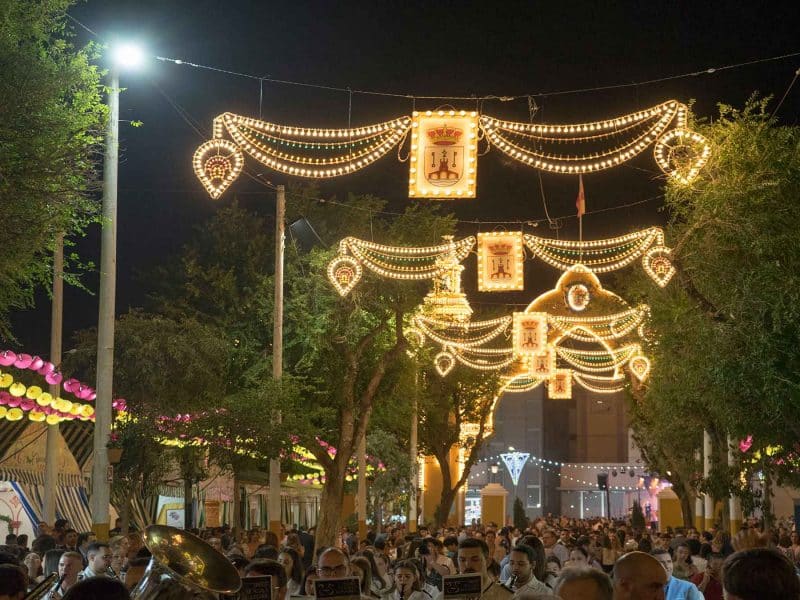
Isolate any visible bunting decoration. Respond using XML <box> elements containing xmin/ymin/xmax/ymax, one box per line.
<box><xmin>193</xmin><ymin>100</ymin><xmax>710</xmax><ymax>199</ymax></box>
<box><xmin>477</xmin><ymin>232</ymin><xmax>525</xmax><ymax>291</ymax></box>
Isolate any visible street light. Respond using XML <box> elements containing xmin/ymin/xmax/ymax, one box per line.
<box><xmin>490</xmin><ymin>463</ymin><xmax>500</xmax><ymax>484</ymax></box>
<box><xmin>91</xmin><ymin>41</ymin><xmax>145</xmax><ymax>540</ymax></box>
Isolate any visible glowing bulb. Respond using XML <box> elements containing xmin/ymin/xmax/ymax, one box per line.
<box><xmin>111</xmin><ymin>43</ymin><xmax>145</xmax><ymax>69</ymax></box>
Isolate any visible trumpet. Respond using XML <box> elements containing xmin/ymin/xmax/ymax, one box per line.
<box><xmin>23</xmin><ymin>573</ymin><xmax>59</xmax><ymax>600</ymax></box>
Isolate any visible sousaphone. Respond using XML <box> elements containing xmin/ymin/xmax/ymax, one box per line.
<box><xmin>131</xmin><ymin>525</ymin><xmax>241</xmax><ymax>599</ymax></box>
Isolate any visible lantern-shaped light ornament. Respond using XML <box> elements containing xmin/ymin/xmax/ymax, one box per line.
<box><xmin>193</xmin><ymin>139</ymin><xmax>245</xmax><ymax>200</ymax></box>
<box><xmin>327</xmin><ymin>256</ymin><xmax>363</xmax><ymax>296</ymax></box>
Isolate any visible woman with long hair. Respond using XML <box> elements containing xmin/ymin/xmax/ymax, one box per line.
<box><xmin>360</xmin><ymin>550</ymin><xmax>390</xmax><ymax>595</ymax></box>
<box><xmin>351</xmin><ymin>556</ymin><xmax>381</xmax><ymax>599</ymax></box>
<box><xmin>279</xmin><ymin>547</ymin><xmax>304</xmax><ymax>597</ymax></box>
<box><xmin>42</xmin><ymin>548</ymin><xmax>64</xmax><ymax>578</ymax></box>
<box><xmin>391</xmin><ymin>560</ymin><xmax>426</xmax><ymax>600</ymax></box>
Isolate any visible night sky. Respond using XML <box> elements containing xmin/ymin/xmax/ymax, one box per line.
<box><xmin>11</xmin><ymin>0</ymin><xmax>800</xmax><ymax>354</ymax></box>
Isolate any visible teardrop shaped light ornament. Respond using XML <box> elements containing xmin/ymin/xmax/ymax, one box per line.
<box><xmin>327</xmin><ymin>256</ymin><xmax>363</xmax><ymax>296</ymax></box>
<box><xmin>629</xmin><ymin>354</ymin><xmax>651</xmax><ymax>382</ymax></box>
<box><xmin>654</xmin><ymin>128</ymin><xmax>711</xmax><ymax>185</ymax></box>
<box><xmin>642</xmin><ymin>246</ymin><xmax>676</xmax><ymax>287</ymax></box>
<box><xmin>434</xmin><ymin>351</ymin><xmax>456</xmax><ymax>377</ymax></box>
<box><xmin>193</xmin><ymin>139</ymin><xmax>245</xmax><ymax>199</ymax></box>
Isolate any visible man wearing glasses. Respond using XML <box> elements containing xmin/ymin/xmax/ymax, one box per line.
<box><xmin>317</xmin><ymin>548</ymin><xmax>351</xmax><ymax>579</ymax></box>
<box><xmin>79</xmin><ymin>542</ymin><xmax>113</xmax><ymax>579</ymax></box>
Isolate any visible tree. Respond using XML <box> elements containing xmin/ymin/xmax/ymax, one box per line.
<box><xmin>623</xmin><ymin>98</ymin><xmax>800</xmax><ymax>527</ymax></box>
<box><xmin>280</xmin><ymin>194</ymin><xmax>457</xmax><ymax>547</ymax></box>
<box><xmin>417</xmin><ymin>365</ymin><xmax>502</xmax><ymax>528</ymax></box>
<box><xmin>512</xmin><ymin>497</ymin><xmax>527</xmax><ymax>531</ymax></box>
<box><xmin>0</xmin><ymin>0</ymin><xmax>106</xmax><ymax>336</ymax></box>
<box><xmin>65</xmin><ymin>311</ymin><xmax>233</xmax><ymax>525</ymax></box>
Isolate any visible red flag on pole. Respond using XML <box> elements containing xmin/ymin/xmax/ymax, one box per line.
<box><xmin>576</xmin><ymin>174</ymin><xmax>585</xmax><ymax>218</ymax></box>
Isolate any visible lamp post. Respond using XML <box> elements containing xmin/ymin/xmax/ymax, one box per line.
<box><xmin>91</xmin><ymin>42</ymin><xmax>144</xmax><ymax>540</ymax></box>
<box><xmin>490</xmin><ymin>463</ymin><xmax>499</xmax><ymax>484</ymax></box>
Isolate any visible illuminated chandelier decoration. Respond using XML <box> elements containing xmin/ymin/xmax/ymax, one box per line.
<box><xmin>408</xmin><ymin>265</ymin><xmax>652</xmax><ymax>398</ymax></box>
<box><xmin>327</xmin><ymin>231</ymin><xmax>658</xmax><ymax>396</ymax></box>
<box><xmin>193</xmin><ymin>101</ymin><xmax>710</xmax><ymax>199</ymax></box>
<box><xmin>421</xmin><ymin>237</ymin><xmax>474</xmax><ymax>323</ymax></box>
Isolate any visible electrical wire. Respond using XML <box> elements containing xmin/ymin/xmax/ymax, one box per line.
<box><xmin>771</xmin><ymin>67</ymin><xmax>800</xmax><ymax>117</ymax></box>
<box><xmin>65</xmin><ymin>12</ymin><xmax>799</xmax><ymax>101</ymax></box>
<box><xmin>153</xmin><ymin>51</ymin><xmax>800</xmax><ymax>101</ymax></box>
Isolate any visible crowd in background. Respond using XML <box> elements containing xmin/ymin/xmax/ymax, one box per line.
<box><xmin>1</xmin><ymin>513</ymin><xmax>800</xmax><ymax>599</ymax></box>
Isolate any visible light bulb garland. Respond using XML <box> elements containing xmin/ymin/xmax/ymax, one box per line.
<box><xmin>524</xmin><ymin>227</ymin><xmax>675</xmax><ymax>285</ymax></box>
<box><xmin>193</xmin><ymin>100</ymin><xmax>709</xmax><ymax>199</ymax></box>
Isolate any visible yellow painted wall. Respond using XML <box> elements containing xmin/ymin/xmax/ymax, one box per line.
<box><xmin>481</xmin><ymin>493</ymin><xmax>505</xmax><ymax>526</ymax></box>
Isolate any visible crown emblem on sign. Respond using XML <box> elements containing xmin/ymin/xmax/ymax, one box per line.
<box><xmin>488</xmin><ymin>243</ymin><xmax>512</xmax><ymax>256</ymax></box>
<box><xmin>427</xmin><ymin>124</ymin><xmax>463</xmax><ymax>146</ymax></box>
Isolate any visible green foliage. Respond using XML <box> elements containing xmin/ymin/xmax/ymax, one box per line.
<box><xmin>366</xmin><ymin>428</ymin><xmax>413</xmax><ymax>521</ymax></box>
<box><xmin>0</xmin><ymin>0</ymin><xmax>106</xmax><ymax>337</ymax></box>
<box><xmin>512</xmin><ymin>497</ymin><xmax>527</xmax><ymax>531</ymax></box>
<box><xmin>623</xmin><ymin>97</ymin><xmax>800</xmax><ymax>516</ymax></box>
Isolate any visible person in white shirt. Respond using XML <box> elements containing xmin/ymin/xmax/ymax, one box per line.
<box><xmin>391</xmin><ymin>560</ymin><xmax>428</xmax><ymax>600</ymax></box>
<box><xmin>79</xmin><ymin>542</ymin><xmax>112</xmax><ymax>580</ymax></box>
<box><xmin>504</xmin><ymin>545</ymin><xmax>551</xmax><ymax>596</ymax></box>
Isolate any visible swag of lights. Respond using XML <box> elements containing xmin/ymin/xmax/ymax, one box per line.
<box><xmin>193</xmin><ymin>101</ymin><xmax>711</xmax><ymax>199</ymax></box>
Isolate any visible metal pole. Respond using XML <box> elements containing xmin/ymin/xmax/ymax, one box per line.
<box><xmin>43</xmin><ymin>233</ymin><xmax>64</xmax><ymax>524</ymax></box>
<box><xmin>408</xmin><ymin>373</ymin><xmax>418</xmax><ymax>533</ymax></box>
<box><xmin>268</xmin><ymin>185</ymin><xmax>285</xmax><ymax>541</ymax></box>
<box><xmin>91</xmin><ymin>67</ymin><xmax>119</xmax><ymax>541</ymax></box>
<box><xmin>357</xmin><ymin>433</ymin><xmax>367</xmax><ymax>539</ymax></box>
<box><xmin>703</xmin><ymin>430</ymin><xmax>714</xmax><ymax>530</ymax></box>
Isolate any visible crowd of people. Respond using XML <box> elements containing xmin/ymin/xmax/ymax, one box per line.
<box><xmin>1</xmin><ymin>514</ymin><xmax>799</xmax><ymax>599</ymax></box>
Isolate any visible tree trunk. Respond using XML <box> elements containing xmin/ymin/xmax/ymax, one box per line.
<box><xmin>762</xmin><ymin>468</ymin><xmax>774</xmax><ymax>530</ymax></box>
<box><xmin>120</xmin><ymin>489</ymin><xmax>132</xmax><ymax>535</ymax></box>
<box><xmin>232</xmin><ymin>472</ymin><xmax>241</xmax><ymax>537</ymax></box>
<box><xmin>433</xmin><ymin>450</ymin><xmax>455</xmax><ymax>529</ymax></box>
<box><xmin>315</xmin><ymin>462</ymin><xmax>347</xmax><ymax>551</ymax></box>
<box><xmin>436</xmin><ymin>487</ymin><xmax>458</xmax><ymax>529</ymax></box>
<box><xmin>184</xmin><ymin>476</ymin><xmax>193</xmax><ymax>530</ymax></box>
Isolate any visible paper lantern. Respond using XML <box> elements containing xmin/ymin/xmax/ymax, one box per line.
<box><xmin>36</xmin><ymin>393</ymin><xmax>53</xmax><ymax>407</ymax></box>
<box><xmin>29</xmin><ymin>356</ymin><xmax>44</xmax><ymax>371</ymax></box>
<box><xmin>45</xmin><ymin>414</ymin><xmax>60</xmax><ymax>425</ymax></box>
<box><xmin>25</xmin><ymin>385</ymin><xmax>43</xmax><ymax>400</ymax></box>
<box><xmin>45</xmin><ymin>371</ymin><xmax>62</xmax><ymax>386</ymax></box>
<box><xmin>7</xmin><ymin>408</ymin><xmax>23</xmax><ymax>421</ymax></box>
<box><xmin>0</xmin><ymin>374</ymin><xmax>12</xmax><ymax>387</ymax></box>
<box><xmin>0</xmin><ymin>407</ymin><xmax>6</xmax><ymax>418</ymax></box>
<box><xmin>9</xmin><ymin>382</ymin><xmax>26</xmax><ymax>397</ymax></box>
<box><xmin>37</xmin><ymin>362</ymin><xmax>55</xmax><ymax>376</ymax></box>
<box><xmin>0</xmin><ymin>351</ymin><xmax>17</xmax><ymax>367</ymax></box>
<box><xmin>29</xmin><ymin>411</ymin><xmax>46</xmax><ymax>422</ymax></box>
<box><xmin>13</xmin><ymin>353</ymin><xmax>33</xmax><ymax>369</ymax></box>
<box><xmin>63</xmin><ymin>378</ymin><xmax>79</xmax><ymax>393</ymax></box>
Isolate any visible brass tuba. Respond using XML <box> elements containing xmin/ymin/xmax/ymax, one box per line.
<box><xmin>130</xmin><ymin>525</ymin><xmax>241</xmax><ymax>599</ymax></box>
